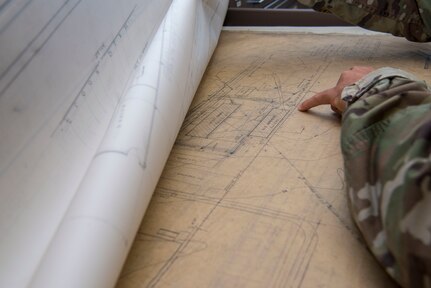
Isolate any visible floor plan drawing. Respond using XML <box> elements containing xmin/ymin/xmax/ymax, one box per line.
<box><xmin>117</xmin><ymin>31</ymin><xmax>431</xmax><ymax>288</ymax></box>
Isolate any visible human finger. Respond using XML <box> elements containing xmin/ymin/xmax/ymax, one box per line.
<box><xmin>298</xmin><ymin>88</ymin><xmax>336</xmax><ymax>111</ymax></box>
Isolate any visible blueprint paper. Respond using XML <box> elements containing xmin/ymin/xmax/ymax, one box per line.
<box><xmin>116</xmin><ymin>31</ymin><xmax>431</xmax><ymax>288</ymax></box>
<box><xmin>0</xmin><ymin>0</ymin><xmax>227</xmax><ymax>287</ymax></box>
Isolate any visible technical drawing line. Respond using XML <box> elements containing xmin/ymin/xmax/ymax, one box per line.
<box><xmin>153</xmin><ymin>187</ymin><xmax>320</xmax><ymax>288</ymax></box>
<box><xmin>186</xmin><ymin>57</ymin><xmax>267</xmax><ymax>116</ymax></box>
<box><xmin>0</xmin><ymin>0</ymin><xmax>33</xmax><ymax>35</ymax></box>
<box><xmin>155</xmin><ymin>187</ymin><xmax>358</xmax><ymax>235</ymax></box>
<box><xmin>270</xmin><ymin>143</ymin><xmax>363</xmax><ymax>244</ymax></box>
<box><xmin>0</xmin><ymin>0</ymin><xmax>12</xmax><ymax>12</ymax></box>
<box><xmin>94</xmin><ymin>148</ymin><xmax>146</xmax><ymax>170</ymax></box>
<box><xmin>147</xmin><ymin>141</ymin><xmax>269</xmax><ymax>288</ymax></box>
<box><xmin>1</xmin><ymin>4</ymin><xmax>139</xmax><ymax>176</ymax></box>
<box><xmin>51</xmin><ymin>5</ymin><xmax>137</xmax><ymax>136</ymax></box>
<box><xmin>141</xmin><ymin>20</ymin><xmax>165</xmax><ymax>170</ymax></box>
<box><xmin>0</xmin><ymin>0</ymin><xmax>83</xmax><ymax>97</ymax></box>
<box><xmin>51</xmin><ymin>63</ymin><xmax>100</xmax><ymax>136</ymax></box>
<box><xmin>274</xmin><ymin>220</ymin><xmax>317</xmax><ymax>287</ymax></box>
<box><xmin>296</xmin><ymin>229</ymin><xmax>319</xmax><ymax>288</ymax></box>
<box><xmin>99</xmin><ymin>5</ymin><xmax>137</xmax><ymax>60</ymax></box>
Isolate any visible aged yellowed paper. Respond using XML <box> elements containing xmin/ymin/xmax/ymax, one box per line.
<box><xmin>117</xmin><ymin>31</ymin><xmax>431</xmax><ymax>288</ymax></box>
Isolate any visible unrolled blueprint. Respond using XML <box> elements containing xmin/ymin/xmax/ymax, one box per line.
<box><xmin>117</xmin><ymin>31</ymin><xmax>431</xmax><ymax>287</ymax></box>
<box><xmin>0</xmin><ymin>0</ymin><xmax>228</xmax><ymax>287</ymax></box>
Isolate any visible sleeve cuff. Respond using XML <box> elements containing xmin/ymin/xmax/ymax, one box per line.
<box><xmin>341</xmin><ymin>67</ymin><xmax>423</xmax><ymax>105</ymax></box>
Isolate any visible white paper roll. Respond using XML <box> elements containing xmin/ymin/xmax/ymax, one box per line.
<box><xmin>0</xmin><ymin>0</ymin><xmax>228</xmax><ymax>287</ymax></box>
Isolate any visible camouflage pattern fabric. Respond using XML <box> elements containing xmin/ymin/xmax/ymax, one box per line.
<box><xmin>341</xmin><ymin>67</ymin><xmax>431</xmax><ymax>287</ymax></box>
<box><xmin>297</xmin><ymin>0</ymin><xmax>431</xmax><ymax>42</ymax></box>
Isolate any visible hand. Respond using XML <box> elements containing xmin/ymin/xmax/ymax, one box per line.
<box><xmin>298</xmin><ymin>66</ymin><xmax>375</xmax><ymax>114</ymax></box>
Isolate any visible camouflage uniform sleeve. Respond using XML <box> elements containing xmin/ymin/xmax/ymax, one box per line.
<box><xmin>341</xmin><ymin>67</ymin><xmax>431</xmax><ymax>287</ymax></box>
<box><xmin>297</xmin><ymin>0</ymin><xmax>431</xmax><ymax>42</ymax></box>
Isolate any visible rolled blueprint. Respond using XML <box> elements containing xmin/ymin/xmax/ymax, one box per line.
<box><xmin>0</xmin><ymin>0</ymin><xmax>228</xmax><ymax>287</ymax></box>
